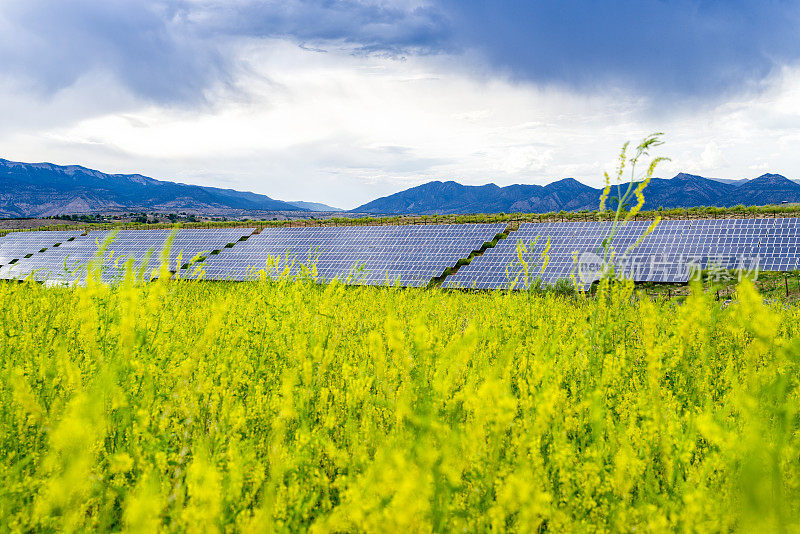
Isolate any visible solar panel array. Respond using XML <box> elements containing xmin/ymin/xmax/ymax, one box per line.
<box><xmin>0</xmin><ymin>231</ymin><xmax>112</xmax><ymax>282</ymax></box>
<box><xmin>1</xmin><ymin>219</ymin><xmax>798</xmax><ymax>290</ymax></box>
<box><xmin>444</xmin><ymin>218</ymin><xmax>800</xmax><ymax>290</ymax></box>
<box><xmin>0</xmin><ymin>231</ymin><xmax>83</xmax><ymax>267</ymax></box>
<box><xmin>196</xmin><ymin>224</ymin><xmax>506</xmax><ymax>287</ymax></box>
<box><xmin>443</xmin><ymin>222</ymin><xmax>606</xmax><ymax>291</ymax></box>
<box><xmin>603</xmin><ymin>221</ymin><xmax>694</xmax><ymax>284</ymax></box>
<box><xmin>98</xmin><ymin>229</ymin><xmax>254</xmax><ymax>282</ymax></box>
<box><xmin>0</xmin><ymin>229</ymin><xmax>254</xmax><ymax>283</ymax></box>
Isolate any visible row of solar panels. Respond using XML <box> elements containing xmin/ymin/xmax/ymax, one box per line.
<box><xmin>0</xmin><ymin>225</ymin><xmax>504</xmax><ymax>287</ymax></box>
<box><xmin>1</xmin><ymin>219</ymin><xmax>799</xmax><ymax>290</ymax></box>
<box><xmin>445</xmin><ymin>219</ymin><xmax>798</xmax><ymax>290</ymax></box>
<box><xmin>0</xmin><ymin>229</ymin><xmax>254</xmax><ymax>284</ymax></box>
<box><xmin>196</xmin><ymin>224</ymin><xmax>506</xmax><ymax>287</ymax></box>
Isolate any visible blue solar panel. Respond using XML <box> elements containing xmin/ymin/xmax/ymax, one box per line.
<box><xmin>0</xmin><ymin>231</ymin><xmax>83</xmax><ymax>266</ymax></box>
<box><xmin>195</xmin><ymin>224</ymin><xmax>505</xmax><ymax>287</ymax></box>
<box><xmin>444</xmin><ymin>218</ymin><xmax>800</xmax><ymax>291</ymax></box>
<box><xmin>4</xmin><ymin>219</ymin><xmax>798</xmax><ymax>291</ymax></box>
<box><xmin>0</xmin><ymin>228</ymin><xmax>254</xmax><ymax>283</ymax></box>
<box><xmin>0</xmin><ymin>231</ymin><xmax>113</xmax><ymax>282</ymax></box>
<box><xmin>99</xmin><ymin>228</ymin><xmax>254</xmax><ymax>283</ymax></box>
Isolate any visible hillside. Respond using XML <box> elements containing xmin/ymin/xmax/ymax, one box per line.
<box><xmin>3</xmin><ymin>157</ymin><xmax>798</xmax><ymax>218</ymax></box>
<box><xmin>353</xmin><ymin>173</ymin><xmax>800</xmax><ymax>215</ymax></box>
<box><xmin>727</xmin><ymin>174</ymin><xmax>800</xmax><ymax>206</ymax></box>
<box><xmin>287</xmin><ymin>201</ymin><xmax>344</xmax><ymax>212</ymax></box>
<box><xmin>0</xmin><ymin>159</ymin><xmax>306</xmax><ymax>217</ymax></box>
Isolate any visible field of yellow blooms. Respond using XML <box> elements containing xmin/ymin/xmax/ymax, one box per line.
<box><xmin>1</xmin><ymin>270</ymin><xmax>799</xmax><ymax>532</ymax></box>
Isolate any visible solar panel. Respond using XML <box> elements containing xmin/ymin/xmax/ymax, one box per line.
<box><xmin>0</xmin><ymin>231</ymin><xmax>83</xmax><ymax>267</ymax></box>
<box><xmin>99</xmin><ymin>228</ymin><xmax>255</xmax><ymax>283</ymax></box>
<box><xmin>195</xmin><ymin>224</ymin><xmax>506</xmax><ymax>287</ymax></box>
<box><xmin>0</xmin><ymin>228</ymin><xmax>255</xmax><ymax>283</ymax></box>
<box><xmin>3</xmin><ymin>218</ymin><xmax>798</xmax><ymax>291</ymax></box>
<box><xmin>443</xmin><ymin>218</ymin><xmax>800</xmax><ymax>291</ymax></box>
<box><xmin>0</xmin><ymin>231</ymin><xmax>113</xmax><ymax>282</ymax></box>
<box><xmin>443</xmin><ymin>222</ymin><xmax>600</xmax><ymax>291</ymax></box>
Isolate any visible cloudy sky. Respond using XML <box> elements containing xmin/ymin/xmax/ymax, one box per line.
<box><xmin>1</xmin><ymin>1</ymin><xmax>800</xmax><ymax>209</ymax></box>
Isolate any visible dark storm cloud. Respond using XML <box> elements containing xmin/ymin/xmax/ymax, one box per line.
<box><xmin>2</xmin><ymin>0</ymin><xmax>800</xmax><ymax>104</ymax></box>
<box><xmin>0</xmin><ymin>0</ymin><xmax>229</xmax><ymax>102</ymax></box>
<box><xmin>439</xmin><ymin>0</ymin><xmax>800</xmax><ymax>99</ymax></box>
<box><xmin>197</xmin><ymin>0</ymin><xmax>449</xmax><ymax>55</ymax></box>
<box><xmin>0</xmin><ymin>0</ymin><xmax>447</xmax><ymax>103</ymax></box>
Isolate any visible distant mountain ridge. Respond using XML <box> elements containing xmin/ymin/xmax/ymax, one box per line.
<box><xmin>287</xmin><ymin>201</ymin><xmax>344</xmax><ymax>212</ymax></box>
<box><xmin>353</xmin><ymin>172</ymin><xmax>800</xmax><ymax>215</ymax></box>
<box><xmin>2</xmin><ymin>157</ymin><xmax>798</xmax><ymax>218</ymax></box>
<box><xmin>0</xmin><ymin>158</ymin><xmax>307</xmax><ymax>218</ymax></box>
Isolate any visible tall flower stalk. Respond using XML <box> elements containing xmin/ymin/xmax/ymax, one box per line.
<box><xmin>598</xmin><ymin>133</ymin><xmax>670</xmax><ymax>277</ymax></box>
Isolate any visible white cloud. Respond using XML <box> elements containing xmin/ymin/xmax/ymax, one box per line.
<box><xmin>682</xmin><ymin>140</ymin><xmax>728</xmax><ymax>174</ymax></box>
<box><xmin>1</xmin><ymin>38</ymin><xmax>800</xmax><ymax>209</ymax></box>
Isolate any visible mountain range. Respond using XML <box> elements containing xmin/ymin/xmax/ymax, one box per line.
<box><xmin>0</xmin><ymin>159</ymin><xmax>341</xmax><ymax>218</ymax></box>
<box><xmin>1</xmin><ymin>157</ymin><xmax>798</xmax><ymax>218</ymax></box>
<box><xmin>352</xmin><ymin>173</ymin><xmax>800</xmax><ymax>214</ymax></box>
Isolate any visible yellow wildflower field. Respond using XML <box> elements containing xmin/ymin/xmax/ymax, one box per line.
<box><xmin>1</xmin><ymin>272</ymin><xmax>799</xmax><ymax>532</ymax></box>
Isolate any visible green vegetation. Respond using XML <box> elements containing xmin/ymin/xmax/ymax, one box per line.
<box><xmin>597</xmin><ymin>133</ymin><xmax>668</xmax><ymax>266</ymax></box>
<box><xmin>1</xmin><ymin>271</ymin><xmax>799</xmax><ymax>531</ymax></box>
